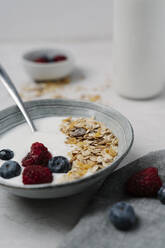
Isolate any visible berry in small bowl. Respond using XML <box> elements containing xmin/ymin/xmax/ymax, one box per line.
<box><xmin>34</xmin><ymin>56</ymin><xmax>49</xmax><ymax>63</ymax></box>
<box><xmin>34</xmin><ymin>55</ymin><xmax>67</xmax><ymax>64</ymax></box>
<box><xmin>22</xmin><ymin>48</ymin><xmax>74</xmax><ymax>81</ymax></box>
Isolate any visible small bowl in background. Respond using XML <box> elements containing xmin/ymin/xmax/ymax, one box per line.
<box><xmin>22</xmin><ymin>48</ymin><xmax>75</xmax><ymax>81</ymax></box>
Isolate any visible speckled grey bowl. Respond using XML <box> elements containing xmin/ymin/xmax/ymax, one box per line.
<box><xmin>0</xmin><ymin>99</ymin><xmax>134</xmax><ymax>198</ymax></box>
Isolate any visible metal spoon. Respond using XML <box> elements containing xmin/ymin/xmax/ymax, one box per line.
<box><xmin>0</xmin><ymin>65</ymin><xmax>36</xmax><ymax>132</ymax></box>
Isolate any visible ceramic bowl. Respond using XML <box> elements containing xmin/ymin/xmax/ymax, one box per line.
<box><xmin>22</xmin><ymin>48</ymin><xmax>75</xmax><ymax>81</ymax></box>
<box><xmin>0</xmin><ymin>99</ymin><xmax>133</xmax><ymax>199</ymax></box>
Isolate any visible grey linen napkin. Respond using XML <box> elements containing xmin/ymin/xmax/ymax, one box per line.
<box><xmin>59</xmin><ymin>150</ymin><xmax>165</xmax><ymax>248</ymax></box>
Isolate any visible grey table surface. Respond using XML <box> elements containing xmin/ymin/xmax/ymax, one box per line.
<box><xmin>0</xmin><ymin>40</ymin><xmax>165</xmax><ymax>247</ymax></box>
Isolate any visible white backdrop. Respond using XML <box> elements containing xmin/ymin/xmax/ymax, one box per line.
<box><xmin>0</xmin><ymin>0</ymin><xmax>113</xmax><ymax>42</ymax></box>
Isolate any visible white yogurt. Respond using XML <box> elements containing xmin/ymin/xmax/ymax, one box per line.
<box><xmin>0</xmin><ymin>116</ymin><xmax>72</xmax><ymax>186</ymax></box>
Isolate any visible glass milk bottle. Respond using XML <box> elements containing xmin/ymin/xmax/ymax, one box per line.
<box><xmin>113</xmin><ymin>0</ymin><xmax>165</xmax><ymax>99</ymax></box>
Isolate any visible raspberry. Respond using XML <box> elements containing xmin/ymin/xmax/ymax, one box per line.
<box><xmin>126</xmin><ymin>167</ymin><xmax>162</xmax><ymax>197</ymax></box>
<box><xmin>22</xmin><ymin>142</ymin><xmax>52</xmax><ymax>167</ymax></box>
<box><xmin>23</xmin><ymin>165</ymin><xmax>53</xmax><ymax>184</ymax></box>
<box><xmin>34</xmin><ymin>57</ymin><xmax>49</xmax><ymax>63</ymax></box>
<box><xmin>31</xmin><ymin>142</ymin><xmax>46</xmax><ymax>151</ymax></box>
<box><xmin>22</xmin><ymin>152</ymin><xmax>35</xmax><ymax>167</ymax></box>
<box><xmin>53</xmin><ymin>55</ymin><xmax>67</xmax><ymax>62</ymax></box>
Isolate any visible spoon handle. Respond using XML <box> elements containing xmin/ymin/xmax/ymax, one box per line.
<box><xmin>0</xmin><ymin>65</ymin><xmax>36</xmax><ymax>132</ymax></box>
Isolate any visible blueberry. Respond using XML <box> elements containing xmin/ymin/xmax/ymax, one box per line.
<box><xmin>109</xmin><ymin>202</ymin><xmax>137</xmax><ymax>231</ymax></box>
<box><xmin>158</xmin><ymin>185</ymin><xmax>165</xmax><ymax>204</ymax></box>
<box><xmin>0</xmin><ymin>149</ymin><xmax>14</xmax><ymax>160</ymax></box>
<box><xmin>0</xmin><ymin>161</ymin><xmax>21</xmax><ymax>179</ymax></box>
<box><xmin>48</xmin><ymin>156</ymin><xmax>71</xmax><ymax>173</ymax></box>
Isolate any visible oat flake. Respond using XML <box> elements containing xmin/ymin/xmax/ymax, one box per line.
<box><xmin>58</xmin><ymin>117</ymin><xmax>118</xmax><ymax>183</ymax></box>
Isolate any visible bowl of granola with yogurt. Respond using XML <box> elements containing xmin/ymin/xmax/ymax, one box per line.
<box><xmin>0</xmin><ymin>99</ymin><xmax>133</xmax><ymax>198</ymax></box>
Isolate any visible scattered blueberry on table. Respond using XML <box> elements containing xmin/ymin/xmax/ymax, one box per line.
<box><xmin>0</xmin><ymin>161</ymin><xmax>21</xmax><ymax>179</ymax></box>
<box><xmin>0</xmin><ymin>149</ymin><xmax>14</xmax><ymax>160</ymax></box>
<box><xmin>109</xmin><ymin>202</ymin><xmax>137</xmax><ymax>231</ymax></box>
<box><xmin>48</xmin><ymin>156</ymin><xmax>71</xmax><ymax>173</ymax></box>
<box><xmin>158</xmin><ymin>185</ymin><xmax>165</xmax><ymax>204</ymax></box>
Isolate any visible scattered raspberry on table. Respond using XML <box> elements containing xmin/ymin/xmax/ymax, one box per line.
<box><xmin>125</xmin><ymin>167</ymin><xmax>162</xmax><ymax>197</ymax></box>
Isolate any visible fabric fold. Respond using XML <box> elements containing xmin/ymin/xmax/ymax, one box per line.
<box><xmin>59</xmin><ymin>150</ymin><xmax>165</xmax><ymax>248</ymax></box>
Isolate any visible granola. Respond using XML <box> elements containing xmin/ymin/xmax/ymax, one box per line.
<box><xmin>58</xmin><ymin>117</ymin><xmax>118</xmax><ymax>183</ymax></box>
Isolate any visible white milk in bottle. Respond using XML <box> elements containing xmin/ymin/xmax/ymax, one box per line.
<box><xmin>113</xmin><ymin>0</ymin><xmax>165</xmax><ymax>99</ymax></box>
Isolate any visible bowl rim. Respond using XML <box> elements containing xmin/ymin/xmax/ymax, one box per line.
<box><xmin>0</xmin><ymin>99</ymin><xmax>134</xmax><ymax>191</ymax></box>
<box><xmin>22</xmin><ymin>48</ymin><xmax>74</xmax><ymax>67</ymax></box>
